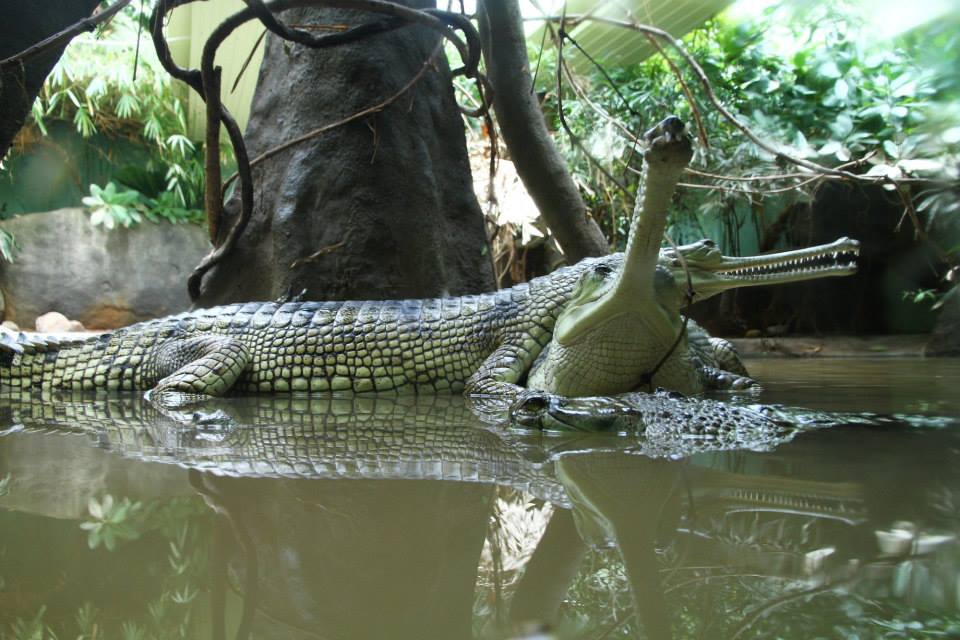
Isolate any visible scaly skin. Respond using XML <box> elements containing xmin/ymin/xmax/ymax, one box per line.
<box><xmin>0</xmin><ymin>391</ymin><xmax>815</xmax><ymax>502</ymax></box>
<box><xmin>527</xmin><ymin>117</ymin><xmax>696</xmax><ymax>395</ymax></box>
<box><xmin>0</xmin><ymin>253</ymin><xmax>753</xmax><ymax>402</ymax></box>
<box><xmin>526</xmin><ymin>117</ymin><xmax>860</xmax><ymax>397</ymax></box>
<box><xmin>0</xmin><ymin>228</ymin><xmax>857</xmax><ymax>405</ymax></box>
<box><xmin>0</xmin><ymin>392</ymin><xmax>573</xmax><ymax>505</ymax></box>
<box><xmin>0</xmin><ymin>262</ymin><xmax>591</xmax><ymax>398</ymax></box>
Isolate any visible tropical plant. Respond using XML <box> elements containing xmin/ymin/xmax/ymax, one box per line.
<box><xmin>544</xmin><ymin>0</ymin><xmax>960</xmax><ymax>271</ymax></box>
<box><xmin>82</xmin><ymin>182</ymin><xmax>144</xmax><ymax>229</ymax></box>
<box><xmin>19</xmin><ymin>3</ymin><xmax>227</xmax><ymax>225</ymax></box>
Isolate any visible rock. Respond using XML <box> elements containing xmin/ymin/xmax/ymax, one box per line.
<box><xmin>2</xmin><ymin>320</ymin><xmax>19</xmax><ymax>331</ymax></box>
<box><xmin>925</xmin><ymin>286</ymin><xmax>960</xmax><ymax>356</ymax></box>
<box><xmin>744</xmin><ymin>329</ymin><xmax>762</xmax><ymax>339</ymax></box>
<box><xmin>35</xmin><ymin>311</ymin><xmax>85</xmax><ymax>332</ymax></box>
<box><xmin>765</xmin><ymin>324</ymin><xmax>789</xmax><ymax>336</ymax></box>
<box><xmin>0</xmin><ymin>208</ymin><xmax>209</xmax><ymax>329</ymax></box>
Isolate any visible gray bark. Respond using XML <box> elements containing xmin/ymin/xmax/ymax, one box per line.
<box><xmin>0</xmin><ymin>0</ymin><xmax>102</xmax><ymax>161</ymax></box>
<box><xmin>196</xmin><ymin>3</ymin><xmax>494</xmax><ymax>305</ymax></box>
<box><xmin>479</xmin><ymin>0</ymin><xmax>609</xmax><ymax>262</ymax></box>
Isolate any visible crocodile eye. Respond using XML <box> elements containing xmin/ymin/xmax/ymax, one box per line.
<box><xmin>702</xmin><ymin>239</ymin><xmax>716</xmax><ymax>248</ymax></box>
<box><xmin>671</xmin><ymin>258</ymin><xmax>681</xmax><ymax>267</ymax></box>
<box><xmin>594</xmin><ymin>264</ymin><xmax>613</xmax><ymax>277</ymax></box>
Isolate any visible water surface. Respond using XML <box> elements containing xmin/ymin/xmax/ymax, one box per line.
<box><xmin>0</xmin><ymin>358</ymin><xmax>958</xmax><ymax>639</ymax></box>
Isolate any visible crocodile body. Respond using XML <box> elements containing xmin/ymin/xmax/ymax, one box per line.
<box><xmin>0</xmin><ymin>259</ymin><xmax>587</xmax><ymax>395</ymax></box>
<box><xmin>0</xmin><ymin>254</ymin><xmax>745</xmax><ymax>400</ymax></box>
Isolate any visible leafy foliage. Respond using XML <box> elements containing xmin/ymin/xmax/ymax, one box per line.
<box><xmin>3</xmin><ymin>495</ymin><xmax>210</xmax><ymax>639</ymax></box>
<box><xmin>81</xmin><ymin>180</ymin><xmax>204</xmax><ymax>229</ymax></box>
<box><xmin>19</xmin><ymin>3</ymin><xmax>225</xmax><ymax>226</ymax></box>
<box><xmin>0</xmin><ymin>230</ymin><xmax>19</xmax><ymax>263</ymax></box>
<box><xmin>546</xmin><ymin>0</ymin><xmax>959</xmax><ymax>271</ymax></box>
<box><xmin>82</xmin><ymin>182</ymin><xmax>143</xmax><ymax>229</ymax></box>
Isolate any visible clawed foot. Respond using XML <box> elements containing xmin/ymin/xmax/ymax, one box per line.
<box><xmin>700</xmin><ymin>366</ymin><xmax>762</xmax><ymax>393</ymax></box>
<box><xmin>724</xmin><ymin>374</ymin><xmax>761</xmax><ymax>392</ymax></box>
<box><xmin>145</xmin><ymin>388</ymin><xmax>213</xmax><ymax>410</ymax></box>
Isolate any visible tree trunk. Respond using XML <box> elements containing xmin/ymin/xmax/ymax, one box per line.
<box><xmin>479</xmin><ymin>0</ymin><xmax>610</xmax><ymax>262</ymax></box>
<box><xmin>0</xmin><ymin>0</ymin><xmax>102</xmax><ymax>161</ymax></box>
<box><xmin>195</xmin><ymin>3</ymin><xmax>494</xmax><ymax>305</ymax></box>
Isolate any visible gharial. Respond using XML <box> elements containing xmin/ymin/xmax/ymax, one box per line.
<box><xmin>0</xmin><ymin>118</ymin><xmax>859</xmax><ymax>406</ymax></box>
<box><xmin>523</xmin><ymin>116</ymin><xmax>859</xmax><ymax>399</ymax></box>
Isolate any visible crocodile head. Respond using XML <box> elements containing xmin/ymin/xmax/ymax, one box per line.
<box><xmin>564</xmin><ymin>238</ymin><xmax>861</xmax><ymax>335</ymax></box>
<box><xmin>557</xmin><ymin>238</ymin><xmax>860</xmax><ymax>364</ymax></box>
<box><xmin>659</xmin><ymin>236</ymin><xmax>861</xmax><ymax>306</ymax></box>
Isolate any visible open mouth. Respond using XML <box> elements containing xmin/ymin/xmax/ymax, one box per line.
<box><xmin>716</xmin><ymin>237</ymin><xmax>860</xmax><ymax>281</ymax></box>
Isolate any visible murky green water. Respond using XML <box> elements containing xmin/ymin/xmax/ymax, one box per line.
<box><xmin>0</xmin><ymin>358</ymin><xmax>958</xmax><ymax>639</ymax></box>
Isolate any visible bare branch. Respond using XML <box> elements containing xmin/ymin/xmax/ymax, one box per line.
<box><xmin>552</xmin><ymin>23</ymin><xmax>631</xmax><ymax>195</ymax></box>
<box><xmin>231</xmin><ymin>29</ymin><xmax>267</xmax><ymax>94</ymax></box>
<box><xmin>0</xmin><ymin>0</ymin><xmax>133</xmax><ymax>70</ymax></box>
<box><xmin>480</xmin><ymin>0</ymin><xmax>609</xmax><ymax>261</ymax></box>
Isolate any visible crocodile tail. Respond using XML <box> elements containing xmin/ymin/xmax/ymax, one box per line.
<box><xmin>0</xmin><ymin>327</ymin><xmax>91</xmax><ymax>384</ymax></box>
<box><xmin>1</xmin><ymin>327</ymin><xmax>35</xmax><ymax>364</ymax></box>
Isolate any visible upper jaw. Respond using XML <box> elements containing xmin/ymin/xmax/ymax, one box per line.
<box><xmin>687</xmin><ymin>237</ymin><xmax>861</xmax><ymax>301</ymax></box>
<box><xmin>714</xmin><ymin>236</ymin><xmax>860</xmax><ymax>280</ymax></box>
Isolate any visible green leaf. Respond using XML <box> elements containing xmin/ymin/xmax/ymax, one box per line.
<box><xmin>831</xmin><ymin>113</ymin><xmax>854</xmax><ymax>138</ymax></box>
<box><xmin>898</xmin><ymin>158</ymin><xmax>944</xmax><ymax>174</ymax></box>
<box><xmin>818</xmin><ymin>140</ymin><xmax>842</xmax><ymax>156</ymax></box>
<box><xmin>65</xmin><ymin>88</ymin><xmax>81</xmax><ymax>108</ymax></box>
<box><xmin>858</xmin><ymin>104</ymin><xmax>890</xmax><ymax>119</ymax></box>
<box><xmin>115</xmin><ymin>93</ymin><xmax>141</xmax><ymax>119</ymax></box>
<box><xmin>883</xmin><ymin>139</ymin><xmax>900</xmax><ymax>159</ymax></box>
<box><xmin>73</xmin><ymin>106</ymin><xmax>96</xmax><ymax>137</ymax></box>
<box><xmin>0</xmin><ymin>230</ymin><xmax>18</xmax><ymax>263</ymax></box>
<box><xmin>88</xmin><ymin>497</ymin><xmax>104</xmax><ymax>519</ymax></box>
<box><xmin>833</xmin><ymin>78</ymin><xmax>849</xmax><ymax>100</ymax></box>
<box><xmin>818</xmin><ymin>60</ymin><xmax>842</xmax><ymax>79</ymax></box>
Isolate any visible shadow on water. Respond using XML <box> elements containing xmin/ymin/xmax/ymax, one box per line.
<box><xmin>0</xmin><ymin>358</ymin><xmax>959</xmax><ymax>639</ymax></box>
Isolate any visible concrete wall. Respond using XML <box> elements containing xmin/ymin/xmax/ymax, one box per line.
<box><xmin>0</xmin><ymin>208</ymin><xmax>210</xmax><ymax>329</ymax></box>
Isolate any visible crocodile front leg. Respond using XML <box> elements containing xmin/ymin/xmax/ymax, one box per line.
<box><xmin>146</xmin><ymin>335</ymin><xmax>251</xmax><ymax>406</ymax></box>
<box><xmin>463</xmin><ymin>344</ymin><xmax>531</xmax><ymax>397</ymax></box>
<box><xmin>692</xmin><ymin>337</ymin><xmax>757</xmax><ymax>391</ymax></box>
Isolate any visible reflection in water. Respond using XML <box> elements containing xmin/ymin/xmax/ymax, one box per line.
<box><xmin>0</xmin><ymin>360</ymin><xmax>958</xmax><ymax>639</ymax></box>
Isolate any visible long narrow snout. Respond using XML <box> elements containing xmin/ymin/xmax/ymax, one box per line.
<box><xmin>711</xmin><ymin>237</ymin><xmax>860</xmax><ymax>284</ymax></box>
